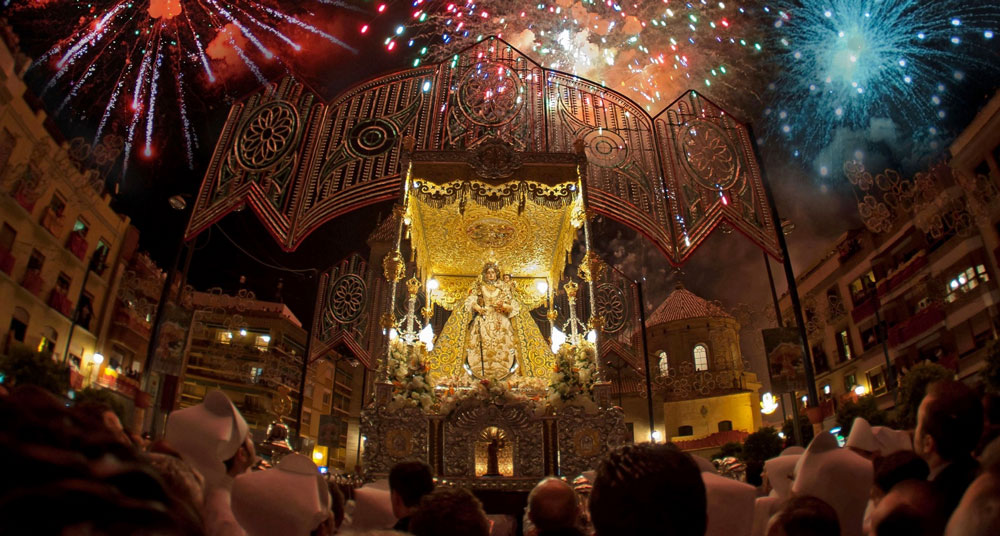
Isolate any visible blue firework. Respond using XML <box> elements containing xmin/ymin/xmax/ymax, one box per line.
<box><xmin>765</xmin><ymin>0</ymin><xmax>1000</xmax><ymax>171</ymax></box>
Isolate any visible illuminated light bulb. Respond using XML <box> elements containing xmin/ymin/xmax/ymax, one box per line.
<box><xmin>240</xmin><ymin>329</ymin><xmax>247</xmax><ymax>336</ymax></box>
<box><xmin>388</xmin><ymin>328</ymin><xmax>398</xmax><ymax>341</ymax></box>
<box><xmin>586</xmin><ymin>329</ymin><xmax>597</xmax><ymax>344</ymax></box>
<box><xmin>92</xmin><ymin>353</ymin><xmax>105</xmax><ymax>365</ymax></box>
<box><xmin>536</xmin><ymin>280</ymin><xmax>548</xmax><ymax>294</ymax></box>
<box><xmin>651</xmin><ymin>430</ymin><xmax>663</xmax><ymax>442</ymax></box>
<box><xmin>854</xmin><ymin>384</ymin><xmax>868</xmax><ymax>396</ymax></box>
<box><xmin>427</xmin><ymin>278</ymin><xmax>439</xmax><ymax>291</ymax></box>
<box><xmin>550</xmin><ymin>326</ymin><xmax>566</xmax><ymax>353</ymax></box>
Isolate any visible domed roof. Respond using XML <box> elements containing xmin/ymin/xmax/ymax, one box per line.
<box><xmin>646</xmin><ymin>283</ymin><xmax>732</xmax><ymax>326</ymax></box>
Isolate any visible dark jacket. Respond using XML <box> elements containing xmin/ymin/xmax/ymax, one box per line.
<box><xmin>930</xmin><ymin>455</ymin><xmax>980</xmax><ymax>514</ymax></box>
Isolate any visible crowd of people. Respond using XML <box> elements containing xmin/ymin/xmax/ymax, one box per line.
<box><xmin>0</xmin><ymin>378</ymin><xmax>997</xmax><ymax>535</ymax></box>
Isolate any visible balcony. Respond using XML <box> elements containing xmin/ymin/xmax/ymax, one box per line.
<box><xmin>0</xmin><ymin>245</ymin><xmax>14</xmax><ymax>276</ymax></box>
<box><xmin>65</xmin><ymin>231</ymin><xmax>88</xmax><ymax>261</ymax></box>
<box><xmin>96</xmin><ymin>372</ymin><xmax>141</xmax><ymax>400</ymax></box>
<box><xmin>851</xmin><ymin>298</ymin><xmax>878</xmax><ymax>323</ymax></box>
<box><xmin>10</xmin><ymin>182</ymin><xmax>38</xmax><ymax>213</ymax></box>
<box><xmin>877</xmin><ymin>254</ymin><xmax>928</xmax><ymax>297</ymax></box>
<box><xmin>20</xmin><ymin>269</ymin><xmax>44</xmax><ymax>297</ymax></box>
<box><xmin>48</xmin><ymin>289</ymin><xmax>74</xmax><ymax>317</ymax></box>
<box><xmin>888</xmin><ymin>303</ymin><xmax>945</xmax><ymax>347</ymax></box>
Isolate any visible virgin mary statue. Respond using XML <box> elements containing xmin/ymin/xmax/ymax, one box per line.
<box><xmin>464</xmin><ymin>262</ymin><xmax>519</xmax><ymax>379</ymax></box>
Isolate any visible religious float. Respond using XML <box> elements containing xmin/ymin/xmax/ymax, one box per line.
<box><xmin>182</xmin><ymin>35</ymin><xmax>784</xmax><ymax>490</ymax></box>
<box><xmin>360</xmin><ymin>138</ymin><xmax>626</xmax><ymax>489</ymax></box>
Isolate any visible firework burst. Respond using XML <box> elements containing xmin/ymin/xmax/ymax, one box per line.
<box><xmin>8</xmin><ymin>0</ymin><xmax>357</xmax><ymax>176</ymax></box>
<box><xmin>378</xmin><ymin>1</ymin><xmax>774</xmax><ymax>119</ymax></box>
<box><xmin>767</xmin><ymin>0</ymin><xmax>1000</xmax><ymax>171</ymax></box>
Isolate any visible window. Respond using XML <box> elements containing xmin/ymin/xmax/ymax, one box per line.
<box><xmin>335</xmin><ymin>367</ymin><xmax>353</xmax><ymax>387</ymax></box>
<box><xmin>0</xmin><ymin>223</ymin><xmax>15</xmax><ymax>253</ymax></box>
<box><xmin>836</xmin><ymin>330</ymin><xmax>853</xmax><ymax>362</ymax></box>
<box><xmin>72</xmin><ymin>218</ymin><xmax>89</xmax><ymax>237</ymax></box>
<box><xmin>255</xmin><ymin>334</ymin><xmax>271</xmax><ymax>351</ymax></box>
<box><xmin>46</xmin><ymin>193</ymin><xmax>66</xmax><ymax>217</ymax></box>
<box><xmin>78</xmin><ymin>292</ymin><xmax>94</xmax><ymax>330</ymax></box>
<box><xmin>322</xmin><ymin>391</ymin><xmax>332</xmax><ymax>407</ymax></box>
<box><xmin>867</xmin><ymin>368</ymin><xmax>887</xmax><ymax>396</ymax></box>
<box><xmin>945</xmin><ymin>265</ymin><xmax>990</xmax><ymax>302</ymax></box>
<box><xmin>27</xmin><ymin>249</ymin><xmax>45</xmax><ymax>271</ymax></box>
<box><xmin>56</xmin><ymin>272</ymin><xmax>71</xmax><ymax>293</ymax></box>
<box><xmin>625</xmin><ymin>423</ymin><xmax>635</xmax><ymax>443</ymax></box>
<box><xmin>92</xmin><ymin>239</ymin><xmax>111</xmax><ymax>275</ymax></box>
<box><xmin>718</xmin><ymin>420</ymin><xmax>733</xmax><ymax>432</ymax></box>
<box><xmin>849</xmin><ymin>271</ymin><xmax>876</xmax><ymax>305</ymax></box>
<box><xmin>302</xmin><ymin>410</ymin><xmax>312</xmax><ymax>426</ymax></box>
<box><xmin>7</xmin><ymin>307</ymin><xmax>29</xmax><ymax>344</ymax></box>
<box><xmin>844</xmin><ymin>372</ymin><xmax>857</xmax><ymax>392</ymax></box>
<box><xmin>216</xmin><ymin>330</ymin><xmax>233</xmax><ymax>345</ymax></box>
<box><xmin>693</xmin><ymin>344</ymin><xmax>709</xmax><ymax>371</ymax></box>
<box><xmin>304</xmin><ymin>384</ymin><xmax>314</xmax><ymax>399</ymax></box>
<box><xmin>811</xmin><ymin>344</ymin><xmax>830</xmax><ymax>374</ymax></box>
<box><xmin>677</xmin><ymin>425</ymin><xmax>694</xmax><ymax>436</ymax></box>
<box><xmin>250</xmin><ymin>367</ymin><xmax>264</xmax><ymax>383</ymax></box>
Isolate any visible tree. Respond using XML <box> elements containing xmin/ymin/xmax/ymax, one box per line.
<box><xmin>894</xmin><ymin>362</ymin><xmax>953</xmax><ymax>428</ymax></box>
<box><xmin>711</xmin><ymin>441</ymin><xmax>744</xmax><ymax>461</ymax></box>
<box><xmin>74</xmin><ymin>387</ymin><xmax>127</xmax><ymax>423</ymax></box>
<box><xmin>836</xmin><ymin>395</ymin><xmax>889</xmax><ymax>436</ymax></box>
<box><xmin>742</xmin><ymin>427</ymin><xmax>784</xmax><ymax>464</ymax></box>
<box><xmin>782</xmin><ymin>415</ymin><xmax>815</xmax><ymax>446</ymax></box>
<box><xmin>0</xmin><ymin>343</ymin><xmax>70</xmax><ymax>395</ymax></box>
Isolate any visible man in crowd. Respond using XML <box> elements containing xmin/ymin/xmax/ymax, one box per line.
<box><xmin>388</xmin><ymin>460</ymin><xmax>435</xmax><ymax>532</ymax></box>
<box><xmin>526</xmin><ymin>477</ymin><xmax>583</xmax><ymax>536</ymax></box>
<box><xmin>588</xmin><ymin>443</ymin><xmax>707</xmax><ymax>535</ymax></box>
<box><xmin>166</xmin><ymin>389</ymin><xmax>255</xmax><ymax>536</ymax></box>
<box><xmin>913</xmin><ymin>379</ymin><xmax>983</xmax><ymax>513</ymax></box>
<box><xmin>409</xmin><ymin>487</ymin><xmax>490</xmax><ymax>536</ymax></box>
<box><xmin>766</xmin><ymin>495</ymin><xmax>839</xmax><ymax>536</ymax></box>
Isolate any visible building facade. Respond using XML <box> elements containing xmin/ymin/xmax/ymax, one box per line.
<box><xmin>0</xmin><ymin>28</ymin><xmax>158</xmax><ymax>426</ymax></box>
<box><xmin>607</xmin><ymin>284</ymin><xmax>763</xmax><ymax>457</ymax></box>
<box><xmin>778</xmin><ymin>91</ymin><xmax>1000</xmax><ymax>425</ymax></box>
<box><xmin>174</xmin><ymin>290</ymin><xmax>366</xmax><ymax>470</ymax></box>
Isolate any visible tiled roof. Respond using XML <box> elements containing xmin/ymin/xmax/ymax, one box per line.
<box><xmin>646</xmin><ymin>284</ymin><xmax>732</xmax><ymax>326</ymax></box>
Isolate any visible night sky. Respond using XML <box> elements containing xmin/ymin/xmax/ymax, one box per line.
<box><xmin>7</xmin><ymin>1</ymin><xmax>999</xmax><ymax>389</ymax></box>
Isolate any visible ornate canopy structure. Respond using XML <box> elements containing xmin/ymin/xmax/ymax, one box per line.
<box><xmin>184</xmin><ymin>37</ymin><xmax>781</xmax><ymax>264</ymax></box>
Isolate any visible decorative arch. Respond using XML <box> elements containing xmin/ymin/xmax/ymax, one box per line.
<box><xmin>185</xmin><ymin>37</ymin><xmax>781</xmax><ymax>264</ymax></box>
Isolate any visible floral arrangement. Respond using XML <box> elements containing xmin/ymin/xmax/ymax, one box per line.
<box><xmin>385</xmin><ymin>339</ymin><xmax>436</xmax><ymax>411</ymax></box>
<box><xmin>547</xmin><ymin>340</ymin><xmax>598</xmax><ymax>410</ymax></box>
<box><xmin>435</xmin><ymin>373</ymin><xmax>549</xmax><ymax>415</ymax></box>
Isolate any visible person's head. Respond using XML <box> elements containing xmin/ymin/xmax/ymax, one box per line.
<box><xmin>164</xmin><ymin>390</ymin><xmax>250</xmax><ymax>483</ymax></box>
<box><xmin>327</xmin><ymin>480</ymin><xmax>346</xmax><ymax>530</ymax></box>
<box><xmin>527</xmin><ymin>477</ymin><xmax>579</xmax><ymax>533</ymax></box>
<box><xmin>223</xmin><ymin>435</ymin><xmax>257</xmax><ymax>476</ymax></box>
<box><xmin>914</xmin><ymin>380</ymin><xmax>983</xmax><ymax>466</ymax></box>
<box><xmin>73</xmin><ymin>400</ymin><xmax>132</xmax><ymax>448</ymax></box>
<box><xmin>870</xmin><ymin>480</ymin><xmax>947</xmax><ymax>536</ymax></box>
<box><xmin>232</xmin><ymin>454</ymin><xmax>332</xmax><ymax>536</ymax></box>
<box><xmin>872</xmin><ymin>451</ymin><xmax>929</xmax><ymax>504</ymax></box>
<box><xmin>388</xmin><ymin>461</ymin><xmax>434</xmax><ymax>519</ymax></box>
<box><xmin>409</xmin><ymin>488</ymin><xmax>489</xmax><ymax>536</ymax></box>
<box><xmin>482</xmin><ymin>263</ymin><xmax>499</xmax><ymax>281</ymax></box>
<box><xmin>765</xmin><ymin>495</ymin><xmax>839</xmax><ymax>536</ymax></box>
<box><xmin>589</xmin><ymin>443</ymin><xmax>706</xmax><ymax>536</ymax></box>
<box><xmin>944</xmin><ymin>467</ymin><xmax>1000</xmax><ymax>536</ymax></box>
